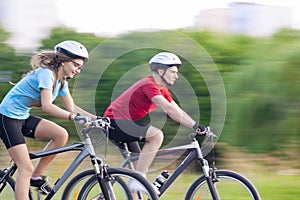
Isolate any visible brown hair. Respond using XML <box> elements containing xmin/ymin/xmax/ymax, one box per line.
<box><xmin>27</xmin><ymin>51</ymin><xmax>72</xmax><ymax>90</ymax></box>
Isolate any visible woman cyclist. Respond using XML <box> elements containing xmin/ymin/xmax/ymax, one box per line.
<box><xmin>0</xmin><ymin>40</ymin><xmax>97</xmax><ymax>200</ymax></box>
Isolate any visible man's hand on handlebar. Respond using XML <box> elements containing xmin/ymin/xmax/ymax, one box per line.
<box><xmin>96</xmin><ymin>116</ymin><xmax>111</xmax><ymax>129</ymax></box>
<box><xmin>75</xmin><ymin>115</ymin><xmax>112</xmax><ymax>134</ymax></box>
<box><xmin>193</xmin><ymin>122</ymin><xmax>207</xmax><ymax>135</ymax></box>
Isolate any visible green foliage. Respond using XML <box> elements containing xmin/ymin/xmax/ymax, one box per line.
<box><xmin>271</xmin><ymin>28</ymin><xmax>300</xmax><ymax>43</ymax></box>
<box><xmin>0</xmin><ymin>26</ymin><xmax>29</xmax><ymax>79</ymax></box>
<box><xmin>39</xmin><ymin>27</ymin><xmax>106</xmax><ymax>52</ymax></box>
<box><xmin>222</xmin><ymin>30</ymin><xmax>300</xmax><ymax>152</ymax></box>
<box><xmin>183</xmin><ymin>31</ymin><xmax>257</xmax><ymax>71</ymax></box>
<box><xmin>0</xmin><ymin>27</ymin><xmax>29</xmax><ymax>100</ymax></box>
<box><xmin>0</xmin><ymin>24</ymin><xmax>299</xmax><ymax>153</ymax></box>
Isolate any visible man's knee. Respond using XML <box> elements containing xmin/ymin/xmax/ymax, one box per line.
<box><xmin>146</xmin><ymin>127</ymin><xmax>164</xmax><ymax>143</ymax></box>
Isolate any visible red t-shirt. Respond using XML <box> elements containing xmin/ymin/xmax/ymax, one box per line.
<box><xmin>104</xmin><ymin>76</ymin><xmax>173</xmax><ymax>120</ymax></box>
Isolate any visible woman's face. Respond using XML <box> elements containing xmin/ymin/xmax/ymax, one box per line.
<box><xmin>62</xmin><ymin>58</ymin><xmax>84</xmax><ymax>78</ymax></box>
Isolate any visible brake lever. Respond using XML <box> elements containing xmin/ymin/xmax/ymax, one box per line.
<box><xmin>189</xmin><ymin>126</ymin><xmax>216</xmax><ymax>140</ymax></box>
<box><xmin>81</xmin><ymin>126</ymin><xmax>93</xmax><ymax>134</ymax></box>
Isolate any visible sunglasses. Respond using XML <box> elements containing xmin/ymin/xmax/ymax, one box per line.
<box><xmin>71</xmin><ymin>60</ymin><xmax>83</xmax><ymax>70</ymax></box>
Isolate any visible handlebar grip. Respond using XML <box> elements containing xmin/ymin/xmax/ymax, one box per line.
<box><xmin>189</xmin><ymin>126</ymin><xmax>216</xmax><ymax>139</ymax></box>
<box><xmin>74</xmin><ymin>115</ymin><xmax>91</xmax><ymax>124</ymax></box>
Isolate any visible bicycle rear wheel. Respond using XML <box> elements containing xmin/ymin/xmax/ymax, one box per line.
<box><xmin>0</xmin><ymin>170</ymin><xmax>15</xmax><ymax>200</ymax></box>
<box><xmin>78</xmin><ymin>168</ymin><xmax>158</xmax><ymax>200</ymax></box>
<box><xmin>185</xmin><ymin>169</ymin><xmax>261</xmax><ymax>200</ymax></box>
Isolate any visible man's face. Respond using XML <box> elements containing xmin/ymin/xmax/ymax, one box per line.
<box><xmin>162</xmin><ymin>66</ymin><xmax>179</xmax><ymax>85</ymax></box>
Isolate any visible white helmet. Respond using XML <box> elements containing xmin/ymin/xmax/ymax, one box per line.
<box><xmin>148</xmin><ymin>52</ymin><xmax>181</xmax><ymax>71</ymax></box>
<box><xmin>54</xmin><ymin>40</ymin><xmax>89</xmax><ymax>62</ymax></box>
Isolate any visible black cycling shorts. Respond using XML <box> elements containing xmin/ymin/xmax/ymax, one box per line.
<box><xmin>109</xmin><ymin>119</ymin><xmax>149</xmax><ymax>143</ymax></box>
<box><xmin>0</xmin><ymin>114</ymin><xmax>42</xmax><ymax>149</ymax></box>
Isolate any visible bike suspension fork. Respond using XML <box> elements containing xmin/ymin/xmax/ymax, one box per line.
<box><xmin>200</xmin><ymin>158</ymin><xmax>220</xmax><ymax>200</ymax></box>
<box><xmin>91</xmin><ymin>155</ymin><xmax>116</xmax><ymax>200</ymax></box>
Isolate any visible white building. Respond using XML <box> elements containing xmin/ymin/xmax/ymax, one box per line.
<box><xmin>0</xmin><ymin>0</ymin><xmax>59</xmax><ymax>52</ymax></box>
<box><xmin>195</xmin><ymin>2</ymin><xmax>293</xmax><ymax>37</ymax></box>
<box><xmin>0</xmin><ymin>1</ymin><xmax>295</xmax><ymax>51</ymax></box>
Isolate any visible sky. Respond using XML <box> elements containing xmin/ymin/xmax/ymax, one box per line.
<box><xmin>57</xmin><ymin>0</ymin><xmax>204</xmax><ymax>36</ymax></box>
<box><xmin>1</xmin><ymin>0</ymin><xmax>299</xmax><ymax>51</ymax></box>
<box><xmin>57</xmin><ymin>0</ymin><xmax>300</xmax><ymax>36</ymax></box>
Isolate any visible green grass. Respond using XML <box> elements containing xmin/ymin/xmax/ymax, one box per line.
<box><xmin>155</xmin><ymin>172</ymin><xmax>300</xmax><ymax>200</ymax></box>
<box><xmin>255</xmin><ymin>172</ymin><xmax>300</xmax><ymax>200</ymax></box>
<box><xmin>1</xmin><ymin>141</ymin><xmax>299</xmax><ymax>199</ymax></box>
<box><xmin>1</xmin><ymin>170</ymin><xmax>298</xmax><ymax>200</ymax></box>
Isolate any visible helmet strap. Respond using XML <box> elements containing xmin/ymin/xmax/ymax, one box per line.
<box><xmin>157</xmin><ymin>69</ymin><xmax>172</xmax><ymax>87</ymax></box>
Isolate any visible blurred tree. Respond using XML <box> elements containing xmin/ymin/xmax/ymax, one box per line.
<box><xmin>222</xmin><ymin>29</ymin><xmax>300</xmax><ymax>153</ymax></box>
<box><xmin>1</xmin><ymin>24</ymin><xmax>299</xmax><ymax>153</ymax></box>
<box><xmin>0</xmin><ymin>25</ymin><xmax>29</xmax><ymax>99</ymax></box>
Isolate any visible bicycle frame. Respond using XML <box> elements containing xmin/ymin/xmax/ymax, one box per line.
<box><xmin>119</xmin><ymin>133</ymin><xmax>220</xmax><ymax>199</ymax></box>
<box><xmin>33</xmin><ymin>143</ymin><xmax>93</xmax><ymax>199</ymax></box>
<box><xmin>0</xmin><ymin>130</ymin><xmax>106</xmax><ymax>200</ymax></box>
<box><xmin>1</xmin><ymin>118</ymin><xmax>160</xmax><ymax>200</ymax></box>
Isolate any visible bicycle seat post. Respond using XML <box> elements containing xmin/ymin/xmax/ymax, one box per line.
<box><xmin>119</xmin><ymin>142</ymin><xmax>135</xmax><ymax>170</ymax></box>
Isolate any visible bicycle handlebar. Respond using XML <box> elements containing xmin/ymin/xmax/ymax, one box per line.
<box><xmin>79</xmin><ymin>117</ymin><xmax>113</xmax><ymax>134</ymax></box>
<box><xmin>189</xmin><ymin>126</ymin><xmax>217</xmax><ymax>141</ymax></box>
<box><xmin>77</xmin><ymin>117</ymin><xmax>215</xmax><ymax>142</ymax></box>
<box><xmin>74</xmin><ymin>115</ymin><xmax>91</xmax><ymax>125</ymax></box>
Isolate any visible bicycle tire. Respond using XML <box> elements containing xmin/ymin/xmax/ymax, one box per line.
<box><xmin>79</xmin><ymin>171</ymin><xmax>132</xmax><ymax>200</ymax></box>
<box><xmin>0</xmin><ymin>170</ymin><xmax>16</xmax><ymax>200</ymax></box>
<box><xmin>62</xmin><ymin>169</ymin><xmax>95</xmax><ymax>200</ymax></box>
<box><xmin>62</xmin><ymin>169</ymin><xmax>130</xmax><ymax>200</ymax></box>
<box><xmin>185</xmin><ymin>169</ymin><xmax>261</xmax><ymax>200</ymax></box>
<box><xmin>78</xmin><ymin>167</ymin><xmax>159</xmax><ymax>200</ymax></box>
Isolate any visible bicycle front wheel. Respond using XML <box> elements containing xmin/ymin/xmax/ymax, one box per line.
<box><xmin>0</xmin><ymin>170</ymin><xmax>16</xmax><ymax>200</ymax></box>
<box><xmin>185</xmin><ymin>169</ymin><xmax>261</xmax><ymax>200</ymax></box>
<box><xmin>78</xmin><ymin>168</ymin><xmax>158</xmax><ymax>200</ymax></box>
<box><xmin>62</xmin><ymin>169</ymin><xmax>95</xmax><ymax>200</ymax></box>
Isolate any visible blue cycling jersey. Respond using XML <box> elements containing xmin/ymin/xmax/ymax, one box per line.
<box><xmin>0</xmin><ymin>67</ymin><xmax>69</xmax><ymax>119</ymax></box>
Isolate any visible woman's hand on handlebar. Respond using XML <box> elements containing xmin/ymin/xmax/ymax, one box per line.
<box><xmin>74</xmin><ymin>114</ymin><xmax>91</xmax><ymax>125</ymax></box>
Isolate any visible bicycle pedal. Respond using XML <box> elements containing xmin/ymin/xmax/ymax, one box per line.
<box><xmin>32</xmin><ymin>187</ymin><xmax>49</xmax><ymax>196</ymax></box>
<box><xmin>30</xmin><ymin>176</ymin><xmax>52</xmax><ymax>195</ymax></box>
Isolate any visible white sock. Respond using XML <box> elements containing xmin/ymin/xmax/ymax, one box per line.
<box><xmin>138</xmin><ymin>172</ymin><xmax>147</xmax><ymax>179</ymax></box>
<box><xmin>31</xmin><ymin>176</ymin><xmax>43</xmax><ymax>180</ymax></box>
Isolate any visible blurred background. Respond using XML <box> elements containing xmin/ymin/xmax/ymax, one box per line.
<box><xmin>0</xmin><ymin>0</ymin><xmax>299</xmax><ymax>199</ymax></box>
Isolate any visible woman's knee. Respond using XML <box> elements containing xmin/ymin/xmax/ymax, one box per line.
<box><xmin>45</xmin><ymin>126</ymin><xmax>68</xmax><ymax>145</ymax></box>
<box><xmin>54</xmin><ymin>126</ymin><xmax>68</xmax><ymax>145</ymax></box>
<box><xmin>35</xmin><ymin>120</ymin><xmax>69</xmax><ymax>144</ymax></box>
<box><xmin>18</xmin><ymin>162</ymin><xmax>34</xmax><ymax>177</ymax></box>
<box><xmin>44</xmin><ymin>127</ymin><xmax>68</xmax><ymax>148</ymax></box>
<box><xmin>8</xmin><ymin>145</ymin><xmax>34</xmax><ymax>176</ymax></box>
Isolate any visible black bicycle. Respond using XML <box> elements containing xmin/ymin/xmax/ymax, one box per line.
<box><xmin>0</xmin><ymin>117</ymin><xmax>158</xmax><ymax>200</ymax></box>
<box><xmin>113</xmin><ymin>127</ymin><xmax>261</xmax><ymax>200</ymax></box>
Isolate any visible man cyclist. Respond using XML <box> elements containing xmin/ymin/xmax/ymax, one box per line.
<box><xmin>104</xmin><ymin>52</ymin><xmax>206</xmax><ymax>191</ymax></box>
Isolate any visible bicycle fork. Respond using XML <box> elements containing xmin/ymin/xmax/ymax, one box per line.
<box><xmin>199</xmin><ymin>158</ymin><xmax>220</xmax><ymax>200</ymax></box>
<box><xmin>91</xmin><ymin>155</ymin><xmax>116</xmax><ymax>200</ymax></box>
<box><xmin>195</xmin><ymin>139</ymin><xmax>220</xmax><ymax>200</ymax></box>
